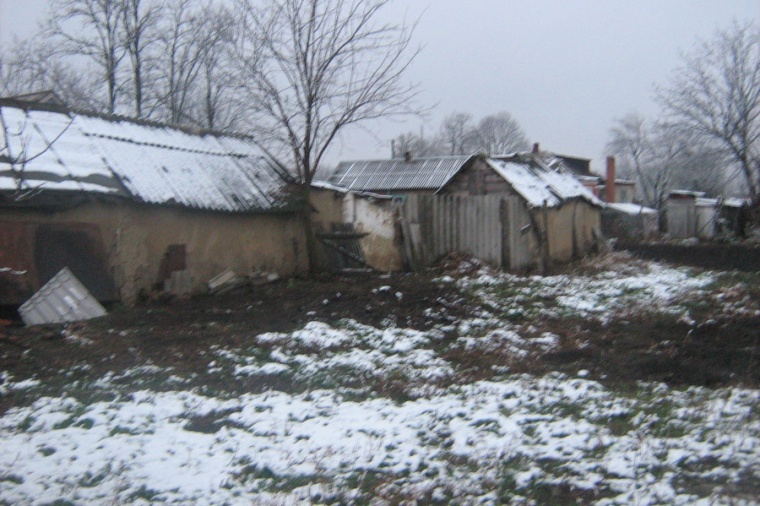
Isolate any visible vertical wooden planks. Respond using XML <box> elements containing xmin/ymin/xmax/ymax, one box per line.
<box><xmin>400</xmin><ymin>194</ymin><xmax>522</xmax><ymax>271</ymax></box>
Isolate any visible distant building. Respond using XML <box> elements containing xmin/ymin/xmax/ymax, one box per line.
<box><xmin>321</xmin><ymin>151</ymin><xmax>604</xmax><ymax>271</ymax></box>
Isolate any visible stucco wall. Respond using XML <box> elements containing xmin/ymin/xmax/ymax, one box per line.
<box><xmin>310</xmin><ymin>189</ymin><xmax>345</xmax><ymax>225</ymax></box>
<box><xmin>0</xmin><ymin>201</ymin><xmax>307</xmax><ymax>304</ymax></box>
<box><xmin>344</xmin><ymin>194</ymin><xmax>403</xmax><ymax>271</ymax></box>
<box><xmin>310</xmin><ymin>188</ymin><xmax>403</xmax><ymax>272</ymax></box>
<box><xmin>539</xmin><ymin>201</ymin><xmax>601</xmax><ymax>264</ymax></box>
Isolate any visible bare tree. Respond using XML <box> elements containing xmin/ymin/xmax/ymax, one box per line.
<box><xmin>607</xmin><ymin>113</ymin><xmax>726</xmax><ymax>210</ymax></box>
<box><xmin>235</xmin><ymin>0</ymin><xmax>422</xmax><ymax>271</ymax></box>
<box><xmin>188</xmin><ymin>4</ymin><xmax>242</xmax><ymax>131</ymax></box>
<box><xmin>122</xmin><ymin>0</ymin><xmax>162</xmax><ymax>118</ymax></box>
<box><xmin>473</xmin><ymin>111</ymin><xmax>529</xmax><ymax>155</ymax></box>
<box><xmin>48</xmin><ymin>0</ymin><xmax>129</xmax><ymax>114</ymax></box>
<box><xmin>392</xmin><ymin>128</ymin><xmax>441</xmax><ymax>158</ymax></box>
<box><xmin>439</xmin><ymin>112</ymin><xmax>475</xmax><ymax>155</ymax></box>
<box><xmin>0</xmin><ymin>37</ymin><xmax>102</xmax><ymax>110</ymax></box>
<box><xmin>657</xmin><ymin>21</ymin><xmax>760</xmax><ymax>203</ymax></box>
<box><xmin>155</xmin><ymin>0</ymin><xmax>222</xmax><ymax>125</ymax></box>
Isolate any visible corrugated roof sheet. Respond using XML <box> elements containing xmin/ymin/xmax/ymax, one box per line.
<box><xmin>18</xmin><ymin>267</ymin><xmax>107</xmax><ymax>325</ymax></box>
<box><xmin>327</xmin><ymin>152</ymin><xmax>602</xmax><ymax>208</ymax></box>
<box><xmin>0</xmin><ymin>104</ymin><xmax>291</xmax><ymax>213</ymax></box>
<box><xmin>328</xmin><ymin>156</ymin><xmax>475</xmax><ymax>192</ymax></box>
<box><xmin>487</xmin><ymin>157</ymin><xmax>602</xmax><ymax>208</ymax></box>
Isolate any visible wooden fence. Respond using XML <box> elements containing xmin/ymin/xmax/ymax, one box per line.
<box><xmin>399</xmin><ymin>194</ymin><xmax>534</xmax><ymax>271</ymax></box>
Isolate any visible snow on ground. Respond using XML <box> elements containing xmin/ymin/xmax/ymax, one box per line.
<box><xmin>1</xmin><ymin>374</ymin><xmax>757</xmax><ymax>505</ymax></box>
<box><xmin>1</xmin><ymin>260</ymin><xmax>759</xmax><ymax>504</ymax></box>
<box><xmin>454</xmin><ymin>261</ymin><xmax>716</xmax><ymax>323</ymax></box>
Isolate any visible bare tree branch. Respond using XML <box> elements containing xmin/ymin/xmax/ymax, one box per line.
<box><xmin>657</xmin><ymin>21</ymin><xmax>760</xmax><ymax>203</ymax></box>
<box><xmin>48</xmin><ymin>0</ymin><xmax>130</xmax><ymax>113</ymax></box>
<box><xmin>473</xmin><ymin>111</ymin><xmax>530</xmax><ymax>155</ymax></box>
<box><xmin>606</xmin><ymin>113</ymin><xmax>727</xmax><ymax>210</ymax></box>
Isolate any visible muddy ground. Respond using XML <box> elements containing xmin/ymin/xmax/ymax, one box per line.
<box><xmin>1</xmin><ymin>245</ymin><xmax>758</xmax><ymax>415</ymax></box>
<box><xmin>624</xmin><ymin>242</ymin><xmax>760</xmax><ymax>272</ymax></box>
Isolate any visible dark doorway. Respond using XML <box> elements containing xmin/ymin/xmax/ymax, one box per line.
<box><xmin>33</xmin><ymin>224</ymin><xmax>116</xmax><ymax>301</ymax></box>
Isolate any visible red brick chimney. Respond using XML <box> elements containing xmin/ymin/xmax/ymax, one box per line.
<box><xmin>605</xmin><ymin>156</ymin><xmax>616</xmax><ymax>203</ymax></box>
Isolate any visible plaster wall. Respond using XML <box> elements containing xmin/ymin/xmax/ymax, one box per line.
<box><xmin>541</xmin><ymin>202</ymin><xmax>601</xmax><ymax>263</ymax></box>
<box><xmin>310</xmin><ymin>189</ymin><xmax>345</xmax><ymax>225</ymax></box>
<box><xmin>0</xmin><ymin>201</ymin><xmax>307</xmax><ymax>304</ymax></box>
<box><xmin>344</xmin><ymin>193</ymin><xmax>403</xmax><ymax>271</ymax></box>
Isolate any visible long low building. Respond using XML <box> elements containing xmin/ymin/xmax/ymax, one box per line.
<box><xmin>0</xmin><ymin>96</ymin><xmax>307</xmax><ymax>305</ymax></box>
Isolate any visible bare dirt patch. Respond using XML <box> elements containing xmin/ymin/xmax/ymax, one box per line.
<box><xmin>0</xmin><ymin>271</ymin><xmax>471</xmax><ymax>411</ymax></box>
<box><xmin>1</xmin><ymin>247</ymin><xmax>759</xmax><ymax>415</ymax></box>
<box><xmin>624</xmin><ymin>243</ymin><xmax>760</xmax><ymax>272</ymax></box>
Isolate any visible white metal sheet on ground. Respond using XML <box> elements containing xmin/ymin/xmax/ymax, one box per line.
<box><xmin>19</xmin><ymin>267</ymin><xmax>107</xmax><ymax>326</ymax></box>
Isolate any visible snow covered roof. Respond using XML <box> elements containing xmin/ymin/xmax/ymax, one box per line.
<box><xmin>310</xmin><ymin>180</ymin><xmax>394</xmax><ymax>200</ymax></box>
<box><xmin>0</xmin><ymin>102</ymin><xmax>293</xmax><ymax>213</ymax></box>
<box><xmin>485</xmin><ymin>156</ymin><xmax>603</xmax><ymax>208</ymax></box>
<box><xmin>328</xmin><ymin>156</ymin><xmax>476</xmax><ymax>192</ymax></box>
<box><xmin>695</xmin><ymin>197</ymin><xmax>719</xmax><ymax>207</ymax></box>
<box><xmin>328</xmin><ymin>153</ymin><xmax>602</xmax><ymax>208</ymax></box>
<box><xmin>607</xmin><ymin>203</ymin><xmax>658</xmax><ymax>215</ymax></box>
<box><xmin>668</xmin><ymin>190</ymin><xmax>706</xmax><ymax>199</ymax></box>
<box><xmin>723</xmin><ymin>198</ymin><xmax>750</xmax><ymax>208</ymax></box>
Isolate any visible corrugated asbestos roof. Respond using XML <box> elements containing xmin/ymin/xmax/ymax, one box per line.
<box><xmin>0</xmin><ymin>103</ymin><xmax>292</xmax><ymax>213</ymax></box>
<box><xmin>326</xmin><ymin>153</ymin><xmax>602</xmax><ymax>209</ymax></box>
<box><xmin>18</xmin><ymin>267</ymin><xmax>107</xmax><ymax>325</ymax></box>
<box><xmin>328</xmin><ymin>156</ymin><xmax>476</xmax><ymax>192</ymax></box>
<box><xmin>487</xmin><ymin>156</ymin><xmax>603</xmax><ymax>208</ymax></box>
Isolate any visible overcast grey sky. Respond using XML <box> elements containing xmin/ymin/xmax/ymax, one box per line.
<box><xmin>1</xmin><ymin>0</ymin><xmax>758</xmax><ymax>172</ymax></box>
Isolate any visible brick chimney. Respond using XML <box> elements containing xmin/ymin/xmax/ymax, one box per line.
<box><xmin>532</xmin><ymin>142</ymin><xmax>540</xmax><ymax>154</ymax></box>
<box><xmin>404</xmin><ymin>151</ymin><xmax>413</xmax><ymax>162</ymax></box>
<box><xmin>605</xmin><ymin>156</ymin><xmax>616</xmax><ymax>203</ymax></box>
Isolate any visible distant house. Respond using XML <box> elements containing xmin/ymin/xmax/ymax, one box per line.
<box><xmin>323</xmin><ymin>152</ymin><xmax>604</xmax><ymax>271</ymax></box>
<box><xmin>601</xmin><ymin>203</ymin><xmax>659</xmax><ymax>242</ymax></box>
<box><xmin>552</xmin><ymin>154</ymin><xmax>636</xmax><ymax>205</ymax></box>
<box><xmin>666</xmin><ymin>191</ymin><xmax>750</xmax><ymax>240</ymax></box>
<box><xmin>0</xmin><ymin>96</ymin><xmax>306</xmax><ymax>305</ymax></box>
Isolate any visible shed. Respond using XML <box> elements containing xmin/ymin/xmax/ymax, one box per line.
<box><xmin>0</xmin><ymin>97</ymin><xmax>306</xmax><ymax>305</ymax></box>
<box><xmin>310</xmin><ymin>181</ymin><xmax>403</xmax><ymax>271</ymax></box>
<box><xmin>695</xmin><ymin>198</ymin><xmax>719</xmax><ymax>240</ymax></box>
<box><xmin>326</xmin><ymin>153</ymin><xmax>603</xmax><ymax>272</ymax></box>
<box><xmin>666</xmin><ymin>191</ymin><xmax>705</xmax><ymax>239</ymax></box>
<box><xmin>602</xmin><ymin>203</ymin><xmax>659</xmax><ymax>242</ymax></box>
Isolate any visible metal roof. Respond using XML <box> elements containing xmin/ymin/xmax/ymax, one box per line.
<box><xmin>0</xmin><ymin>103</ymin><xmax>293</xmax><ymax>213</ymax></box>
<box><xmin>328</xmin><ymin>152</ymin><xmax>602</xmax><ymax>208</ymax></box>
<box><xmin>486</xmin><ymin>156</ymin><xmax>603</xmax><ymax>208</ymax></box>
<box><xmin>328</xmin><ymin>155</ymin><xmax>476</xmax><ymax>192</ymax></box>
<box><xmin>18</xmin><ymin>267</ymin><xmax>107</xmax><ymax>325</ymax></box>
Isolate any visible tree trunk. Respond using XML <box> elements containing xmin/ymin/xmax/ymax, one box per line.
<box><xmin>299</xmin><ymin>182</ymin><xmax>323</xmax><ymax>275</ymax></box>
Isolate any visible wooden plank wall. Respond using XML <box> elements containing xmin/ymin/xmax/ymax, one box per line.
<box><xmin>401</xmin><ymin>194</ymin><xmax>530</xmax><ymax>270</ymax></box>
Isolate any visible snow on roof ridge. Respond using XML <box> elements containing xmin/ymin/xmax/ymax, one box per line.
<box><xmin>336</xmin><ymin>154</ymin><xmax>475</xmax><ymax>165</ymax></box>
<box><xmin>0</xmin><ymin>97</ymin><xmax>255</xmax><ymax>141</ymax></box>
<box><xmin>82</xmin><ymin>132</ymin><xmax>249</xmax><ymax>158</ymax></box>
<box><xmin>485</xmin><ymin>156</ymin><xmax>603</xmax><ymax>208</ymax></box>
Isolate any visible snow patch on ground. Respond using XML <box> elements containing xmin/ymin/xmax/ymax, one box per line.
<box><xmin>1</xmin><ymin>260</ymin><xmax>758</xmax><ymax>504</ymax></box>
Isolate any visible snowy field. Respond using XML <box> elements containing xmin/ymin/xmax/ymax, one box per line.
<box><xmin>1</xmin><ymin>259</ymin><xmax>758</xmax><ymax>504</ymax></box>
